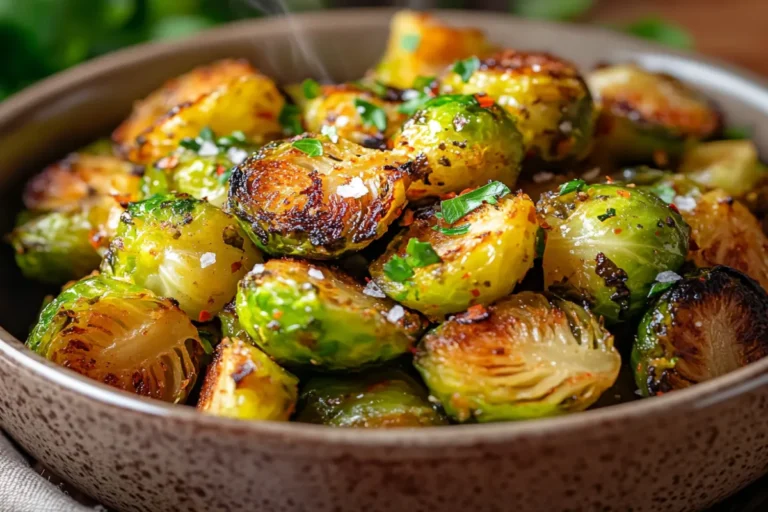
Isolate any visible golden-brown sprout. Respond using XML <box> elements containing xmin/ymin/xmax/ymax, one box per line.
<box><xmin>679</xmin><ymin>140</ymin><xmax>763</xmax><ymax>197</ymax></box>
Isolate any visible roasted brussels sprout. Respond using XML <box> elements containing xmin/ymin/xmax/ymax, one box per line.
<box><xmin>141</xmin><ymin>128</ymin><xmax>255</xmax><ymax>208</ymax></box>
<box><xmin>102</xmin><ymin>194</ymin><xmax>263</xmax><ymax>319</ymax></box>
<box><xmin>27</xmin><ymin>274</ymin><xmax>205</xmax><ymax>403</ymax></box>
<box><xmin>113</xmin><ymin>59</ymin><xmax>258</xmax><ymax>150</ymax></box>
<box><xmin>197</xmin><ymin>338</ymin><xmax>298</xmax><ymax>421</ymax></box>
<box><xmin>588</xmin><ymin>64</ymin><xmax>720</xmax><ymax>164</ymax></box>
<box><xmin>678</xmin><ymin>140</ymin><xmax>763</xmax><ymax>197</ymax></box>
<box><xmin>440</xmin><ymin>50</ymin><xmax>595</xmax><ymax>163</ymax></box>
<box><xmin>9</xmin><ymin>209</ymin><xmax>104</xmax><ymax>284</ymax></box>
<box><xmin>414</xmin><ymin>292</ymin><xmax>620</xmax><ymax>422</ymax></box>
<box><xmin>370</xmin><ymin>187</ymin><xmax>538</xmax><ymax>318</ymax></box>
<box><xmin>633</xmin><ymin>266</ymin><xmax>768</xmax><ymax>397</ymax></box>
<box><xmin>289</xmin><ymin>83</ymin><xmax>407</xmax><ymax>149</ymax></box>
<box><xmin>126</xmin><ymin>71</ymin><xmax>284</xmax><ymax>165</ymax></box>
<box><xmin>370</xmin><ymin>10</ymin><xmax>495</xmax><ymax>89</ymax></box>
<box><xmin>296</xmin><ymin>368</ymin><xmax>447</xmax><ymax>427</ymax></box>
<box><xmin>236</xmin><ymin>259</ymin><xmax>426</xmax><ymax>370</ymax></box>
<box><xmin>392</xmin><ymin>94</ymin><xmax>524</xmax><ymax>201</ymax></box>
<box><xmin>228</xmin><ymin>134</ymin><xmax>413</xmax><ymax>259</ymax></box>
<box><xmin>681</xmin><ymin>189</ymin><xmax>768</xmax><ymax>291</ymax></box>
<box><xmin>538</xmin><ymin>183</ymin><xmax>690</xmax><ymax>323</ymax></box>
<box><xmin>219</xmin><ymin>301</ymin><xmax>255</xmax><ymax>344</ymax></box>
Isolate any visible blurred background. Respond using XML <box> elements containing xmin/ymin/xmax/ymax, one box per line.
<box><xmin>2</xmin><ymin>0</ymin><xmax>766</xmax><ymax>102</ymax></box>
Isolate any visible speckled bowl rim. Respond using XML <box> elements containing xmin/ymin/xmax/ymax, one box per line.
<box><xmin>2</xmin><ymin>8</ymin><xmax>768</xmax><ymax>448</ymax></box>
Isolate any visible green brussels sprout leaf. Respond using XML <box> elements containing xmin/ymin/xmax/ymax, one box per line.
<box><xmin>440</xmin><ymin>181</ymin><xmax>511</xmax><ymax>224</ymax></box>
<box><xmin>291</xmin><ymin>138</ymin><xmax>324</xmax><ymax>156</ymax></box>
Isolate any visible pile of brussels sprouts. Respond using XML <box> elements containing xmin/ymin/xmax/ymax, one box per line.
<box><xmin>10</xmin><ymin>11</ymin><xmax>768</xmax><ymax>427</ymax></box>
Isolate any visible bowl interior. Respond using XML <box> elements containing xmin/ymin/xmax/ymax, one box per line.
<box><xmin>1</xmin><ymin>8</ymin><xmax>768</xmax><ymax>423</ymax></box>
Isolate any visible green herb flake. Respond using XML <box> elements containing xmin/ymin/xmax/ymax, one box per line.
<box><xmin>198</xmin><ymin>126</ymin><xmax>215</xmax><ymax>142</ymax></box>
<box><xmin>432</xmin><ymin>224</ymin><xmax>471</xmax><ymax>236</ymax></box>
<box><xmin>398</xmin><ymin>94</ymin><xmax>430</xmax><ymax>116</ymax></box>
<box><xmin>724</xmin><ymin>126</ymin><xmax>752</xmax><ymax>140</ymax></box>
<box><xmin>401</xmin><ymin>34</ymin><xmax>421</xmax><ymax>52</ymax></box>
<box><xmin>354</xmin><ymin>99</ymin><xmax>388</xmax><ymax>132</ymax></box>
<box><xmin>648</xmin><ymin>184</ymin><xmax>676</xmax><ymax>204</ymax></box>
<box><xmin>597</xmin><ymin>208</ymin><xmax>617</xmax><ymax>222</ymax></box>
<box><xmin>440</xmin><ymin>181</ymin><xmax>511</xmax><ymax>224</ymax></box>
<box><xmin>383</xmin><ymin>255</ymin><xmax>414</xmax><ymax>282</ymax></box>
<box><xmin>179</xmin><ymin>137</ymin><xmax>201</xmax><ymax>152</ymax></box>
<box><xmin>292</xmin><ymin>138</ymin><xmax>324</xmax><ymax>157</ymax></box>
<box><xmin>302</xmin><ymin>78</ymin><xmax>321</xmax><ymax>100</ymax></box>
<box><xmin>559</xmin><ymin>178</ymin><xmax>587</xmax><ymax>196</ymax></box>
<box><xmin>535</xmin><ymin>227</ymin><xmax>546</xmax><ymax>258</ymax></box>
<box><xmin>412</xmin><ymin>75</ymin><xmax>436</xmax><ymax>90</ymax></box>
<box><xmin>278</xmin><ymin>104</ymin><xmax>303</xmax><ymax>136</ymax></box>
<box><xmin>405</xmin><ymin>238</ymin><xmax>442</xmax><ymax>267</ymax></box>
<box><xmin>622</xmin><ymin>18</ymin><xmax>694</xmax><ymax>50</ymax></box>
<box><xmin>217</xmin><ymin>167</ymin><xmax>233</xmax><ymax>185</ymax></box>
<box><xmin>321</xmin><ymin>125</ymin><xmax>339</xmax><ymax>143</ymax></box>
<box><xmin>648</xmin><ymin>281</ymin><xmax>675</xmax><ymax>298</ymax></box>
<box><xmin>452</xmin><ymin>56</ymin><xmax>481</xmax><ymax>83</ymax></box>
<box><xmin>512</xmin><ymin>0</ymin><xmax>595</xmax><ymax>20</ymax></box>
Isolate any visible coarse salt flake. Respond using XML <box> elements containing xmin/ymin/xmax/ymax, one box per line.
<box><xmin>308</xmin><ymin>268</ymin><xmax>325</xmax><ymax>280</ymax></box>
<box><xmin>200</xmin><ymin>252</ymin><xmax>216</xmax><ymax>268</ymax></box>
<box><xmin>249</xmin><ymin>263</ymin><xmax>265</xmax><ymax>275</ymax></box>
<box><xmin>655</xmin><ymin>270</ymin><xmax>682</xmax><ymax>283</ymax></box>
<box><xmin>198</xmin><ymin>141</ymin><xmax>219</xmax><ymax>157</ymax></box>
<box><xmin>227</xmin><ymin>147</ymin><xmax>249</xmax><ymax>165</ymax></box>
<box><xmin>428</xmin><ymin>120</ymin><xmax>442</xmax><ymax>134</ymax></box>
<box><xmin>386</xmin><ymin>305</ymin><xmax>405</xmax><ymax>323</ymax></box>
<box><xmin>363</xmin><ymin>280</ymin><xmax>386</xmax><ymax>298</ymax></box>
<box><xmin>336</xmin><ymin>177</ymin><xmax>369</xmax><ymax>199</ymax></box>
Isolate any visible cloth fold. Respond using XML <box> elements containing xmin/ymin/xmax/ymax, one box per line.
<box><xmin>0</xmin><ymin>433</ymin><xmax>92</xmax><ymax>512</ymax></box>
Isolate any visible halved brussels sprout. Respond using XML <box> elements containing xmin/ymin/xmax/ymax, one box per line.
<box><xmin>113</xmin><ymin>59</ymin><xmax>258</xmax><ymax>150</ymax></box>
<box><xmin>218</xmin><ymin>301</ymin><xmax>255</xmax><ymax>344</ymax></box>
<box><xmin>126</xmin><ymin>71</ymin><xmax>284</xmax><ymax>164</ymax></box>
<box><xmin>9</xmin><ymin>209</ymin><xmax>104</xmax><ymax>284</ymax></box>
<box><xmin>538</xmin><ymin>183</ymin><xmax>690</xmax><ymax>323</ymax></box>
<box><xmin>370</xmin><ymin>10</ymin><xmax>495</xmax><ymax>89</ymax></box>
<box><xmin>414</xmin><ymin>292</ymin><xmax>621</xmax><ymax>422</ymax></box>
<box><xmin>633</xmin><ymin>266</ymin><xmax>768</xmax><ymax>396</ymax></box>
<box><xmin>102</xmin><ymin>194</ymin><xmax>263</xmax><ymax>319</ymax></box>
<box><xmin>678</xmin><ymin>140</ymin><xmax>763</xmax><ymax>197</ymax></box>
<box><xmin>288</xmin><ymin>83</ymin><xmax>407</xmax><ymax>149</ymax></box>
<box><xmin>141</xmin><ymin>128</ymin><xmax>255</xmax><ymax>208</ymax></box>
<box><xmin>370</xmin><ymin>189</ymin><xmax>538</xmax><ymax>319</ymax></box>
<box><xmin>296</xmin><ymin>368</ymin><xmax>447</xmax><ymax>427</ymax></box>
<box><xmin>236</xmin><ymin>258</ymin><xmax>426</xmax><ymax>370</ymax></box>
<box><xmin>228</xmin><ymin>134</ymin><xmax>413</xmax><ymax>259</ymax></box>
<box><xmin>439</xmin><ymin>50</ymin><xmax>595</xmax><ymax>163</ymax></box>
<box><xmin>682</xmin><ymin>189</ymin><xmax>768</xmax><ymax>291</ymax></box>
<box><xmin>197</xmin><ymin>338</ymin><xmax>298</xmax><ymax>421</ymax></box>
<box><xmin>392</xmin><ymin>94</ymin><xmax>524</xmax><ymax>201</ymax></box>
<box><xmin>588</xmin><ymin>64</ymin><xmax>720</xmax><ymax>164</ymax></box>
<box><xmin>27</xmin><ymin>274</ymin><xmax>205</xmax><ymax>403</ymax></box>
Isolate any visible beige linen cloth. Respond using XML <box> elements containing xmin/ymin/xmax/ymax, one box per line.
<box><xmin>0</xmin><ymin>433</ymin><xmax>94</xmax><ymax>512</ymax></box>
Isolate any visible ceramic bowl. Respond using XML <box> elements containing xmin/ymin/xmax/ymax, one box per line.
<box><xmin>1</xmin><ymin>9</ymin><xmax>768</xmax><ymax>512</ymax></box>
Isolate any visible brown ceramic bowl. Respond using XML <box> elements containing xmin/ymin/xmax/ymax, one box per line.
<box><xmin>1</xmin><ymin>9</ymin><xmax>768</xmax><ymax>512</ymax></box>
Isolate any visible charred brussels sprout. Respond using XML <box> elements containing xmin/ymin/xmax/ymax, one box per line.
<box><xmin>290</xmin><ymin>83</ymin><xmax>407</xmax><ymax>149</ymax></box>
<box><xmin>589</xmin><ymin>64</ymin><xmax>720</xmax><ymax>164</ymax></box>
<box><xmin>198</xmin><ymin>338</ymin><xmax>298</xmax><ymax>421</ymax></box>
<box><xmin>296</xmin><ymin>368</ymin><xmax>447</xmax><ymax>427</ymax></box>
<box><xmin>682</xmin><ymin>190</ymin><xmax>768</xmax><ymax>291</ymax></box>
<box><xmin>142</xmin><ymin>128</ymin><xmax>254</xmax><ymax>208</ymax></box>
<box><xmin>415</xmin><ymin>292</ymin><xmax>620</xmax><ymax>422</ymax></box>
<box><xmin>228</xmin><ymin>135</ymin><xmax>412</xmax><ymax>259</ymax></box>
<box><xmin>236</xmin><ymin>259</ymin><xmax>426</xmax><ymax>370</ymax></box>
<box><xmin>633</xmin><ymin>267</ymin><xmax>768</xmax><ymax>397</ymax></box>
<box><xmin>392</xmin><ymin>94</ymin><xmax>524</xmax><ymax>201</ymax></box>
<box><xmin>370</xmin><ymin>10</ymin><xmax>495</xmax><ymax>89</ymax></box>
<box><xmin>370</xmin><ymin>188</ymin><xmax>538</xmax><ymax>319</ymax></box>
<box><xmin>539</xmin><ymin>183</ymin><xmax>690</xmax><ymax>323</ymax></box>
<box><xmin>27</xmin><ymin>275</ymin><xmax>205</xmax><ymax>403</ymax></box>
<box><xmin>679</xmin><ymin>140</ymin><xmax>763</xmax><ymax>197</ymax></box>
<box><xmin>440</xmin><ymin>50</ymin><xmax>595</xmax><ymax>163</ymax></box>
<box><xmin>103</xmin><ymin>194</ymin><xmax>263</xmax><ymax>319</ymax></box>
<box><xmin>126</xmin><ymin>70</ymin><xmax>284</xmax><ymax>164</ymax></box>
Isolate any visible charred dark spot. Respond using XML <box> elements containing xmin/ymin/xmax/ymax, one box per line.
<box><xmin>222</xmin><ymin>225</ymin><xmax>245</xmax><ymax>250</ymax></box>
<box><xmin>438</xmin><ymin>156</ymin><xmax>451</xmax><ymax>167</ymax></box>
<box><xmin>120</xmin><ymin>211</ymin><xmax>134</xmax><ymax>226</ymax></box>
<box><xmin>231</xmin><ymin>360</ymin><xmax>256</xmax><ymax>385</ymax></box>
<box><xmin>594</xmin><ymin>252</ymin><xmax>630</xmax><ymax>313</ymax></box>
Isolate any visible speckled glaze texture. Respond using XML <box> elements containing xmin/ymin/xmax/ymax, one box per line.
<box><xmin>2</xmin><ymin>9</ymin><xmax>768</xmax><ymax>512</ymax></box>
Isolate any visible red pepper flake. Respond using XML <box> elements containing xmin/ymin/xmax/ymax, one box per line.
<box><xmin>614</xmin><ymin>228</ymin><xmax>622</xmax><ymax>235</ymax></box>
<box><xmin>461</xmin><ymin>272</ymin><xmax>471</xmax><ymax>279</ymax></box>
<box><xmin>257</xmin><ymin>111</ymin><xmax>275</xmax><ymax>120</ymax></box>
<box><xmin>617</xmin><ymin>189</ymin><xmax>631</xmax><ymax>199</ymax></box>
<box><xmin>668</xmin><ymin>203</ymin><xmax>680</xmax><ymax>214</ymax></box>
<box><xmin>400</xmin><ymin>209</ymin><xmax>415</xmax><ymax>227</ymax></box>
<box><xmin>470</xmin><ymin>289</ymin><xmax>480</xmax><ymax>297</ymax></box>
<box><xmin>653</xmin><ymin>150</ymin><xmax>669</xmax><ymax>168</ymax></box>
<box><xmin>459</xmin><ymin>187</ymin><xmax>474</xmax><ymax>196</ymax></box>
<box><xmin>88</xmin><ymin>229</ymin><xmax>105</xmax><ymax>250</ymax></box>
<box><xmin>198</xmin><ymin>310</ymin><xmax>212</xmax><ymax>323</ymax></box>
<box><xmin>474</xmin><ymin>94</ymin><xmax>494</xmax><ymax>108</ymax></box>
<box><xmin>231</xmin><ymin>261</ymin><xmax>242</xmax><ymax>273</ymax></box>
<box><xmin>605</xmin><ymin>176</ymin><xmax>614</xmax><ymax>184</ymax></box>
<box><xmin>465</xmin><ymin>304</ymin><xmax>488</xmax><ymax>319</ymax></box>
<box><xmin>408</xmin><ymin>345</ymin><xmax>419</xmax><ymax>355</ymax></box>
<box><xmin>440</xmin><ymin>192</ymin><xmax>457</xmax><ymax>200</ymax></box>
<box><xmin>216</xmin><ymin>165</ymin><xmax>227</xmax><ymax>176</ymax></box>
<box><xmin>273</xmin><ymin>310</ymin><xmax>284</xmax><ymax>320</ymax></box>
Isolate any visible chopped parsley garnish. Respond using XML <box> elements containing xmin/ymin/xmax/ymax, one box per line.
<box><xmin>648</xmin><ymin>281</ymin><xmax>675</xmax><ymax>298</ymax></box>
<box><xmin>217</xmin><ymin>167</ymin><xmax>233</xmax><ymax>185</ymax></box>
<box><xmin>405</xmin><ymin>238</ymin><xmax>441</xmax><ymax>267</ymax></box>
<box><xmin>440</xmin><ymin>181</ymin><xmax>511</xmax><ymax>224</ymax></box>
<box><xmin>292</xmin><ymin>138</ymin><xmax>323</xmax><ymax>157</ymax></box>
<box><xmin>302</xmin><ymin>78</ymin><xmax>321</xmax><ymax>100</ymax></box>
<box><xmin>355</xmin><ymin>99</ymin><xmax>388</xmax><ymax>132</ymax></box>
<box><xmin>452</xmin><ymin>56</ymin><xmax>481</xmax><ymax>83</ymax></box>
<box><xmin>321</xmin><ymin>125</ymin><xmax>339</xmax><ymax>143</ymax></box>
<box><xmin>398</xmin><ymin>93</ymin><xmax>430</xmax><ymax>116</ymax></box>
<box><xmin>179</xmin><ymin>137</ymin><xmax>202</xmax><ymax>151</ymax></box>
<box><xmin>597</xmin><ymin>208</ymin><xmax>617</xmax><ymax>222</ymax></box>
<box><xmin>198</xmin><ymin>126</ymin><xmax>215</xmax><ymax>142</ymax></box>
<box><xmin>278</xmin><ymin>104</ymin><xmax>303</xmax><ymax>136</ymax></box>
<box><xmin>558</xmin><ymin>178</ymin><xmax>587</xmax><ymax>196</ymax></box>
<box><xmin>216</xmin><ymin>130</ymin><xmax>246</xmax><ymax>147</ymax></box>
<box><xmin>401</xmin><ymin>34</ymin><xmax>421</xmax><ymax>52</ymax></box>
<box><xmin>383</xmin><ymin>255</ymin><xmax>414</xmax><ymax>282</ymax></box>
<box><xmin>433</xmin><ymin>224</ymin><xmax>471</xmax><ymax>236</ymax></box>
